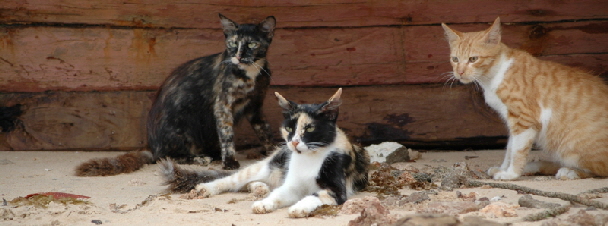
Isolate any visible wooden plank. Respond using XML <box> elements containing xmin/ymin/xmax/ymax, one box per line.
<box><xmin>0</xmin><ymin>85</ymin><xmax>507</xmax><ymax>151</ymax></box>
<box><xmin>1</xmin><ymin>0</ymin><xmax>606</xmax><ymax>28</ymax></box>
<box><xmin>1</xmin><ymin>21</ymin><xmax>607</xmax><ymax>91</ymax></box>
<box><xmin>0</xmin><ymin>92</ymin><xmax>152</xmax><ymax>150</ymax></box>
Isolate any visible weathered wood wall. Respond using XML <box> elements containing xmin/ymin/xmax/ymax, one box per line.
<box><xmin>1</xmin><ymin>0</ymin><xmax>607</xmax><ymax>151</ymax></box>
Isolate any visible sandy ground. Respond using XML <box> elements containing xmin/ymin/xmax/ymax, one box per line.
<box><xmin>1</xmin><ymin>149</ymin><xmax>607</xmax><ymax>226</ymax></box>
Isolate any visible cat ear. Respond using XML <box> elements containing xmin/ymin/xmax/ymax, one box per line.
<box><xmin>319</xmin><ymin>88</ymin><xmax>342</xmax><ymax>120</ymax></box>
<box><xmin>441</xmin><ymin>23</ymin><xmax>461</xmax><ymax>43</ymax></box>
<box><xmin>219</xmin><ymin>14</ymin><xmax>238</xmax><ymax>35</ymax></box>
<box><xmin>275</xmin><ymin>92</ymin><xmax>294</xmax><ymax>111</ymax></box>
<box><xmin>484</xmin><ymin>17</ymin><xmax>502</xmax><ymax>45</ymax></box>
<box><xmin>259</xmin><ymin>16</ymin><xmax>276</xmax><ymax>39</ymax></box>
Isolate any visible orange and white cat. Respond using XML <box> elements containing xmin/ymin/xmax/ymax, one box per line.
<box><xmin>442</xmin><ymin>17</ymin><xmax>608</xmax><ymax>180</ymax></box>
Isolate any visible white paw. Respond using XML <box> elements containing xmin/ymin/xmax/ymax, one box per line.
<box><xmin>252</xmin><ymin>199</ymin><xmax>276</xmax><ymax>214</ymax></box>
<box><xmin>555</xmin><ymin>167</ymin><xmax>580</xmax><ymax>180</ymax></box>
<box><xmin>492</xmin><ymin>170</ymin><xmax>520</xmax><ymax>180</ymax></box>
<box><xmin>194</xmin><ymin>183</ymin><xmax>218</xmax><ymax>197</ymax></box>
<box><xmin>248</xmin><ymin>182</ymin><xmax>270</xmax><ymax>199</ymax></box>
<box><xmin>288</xmin><ymin>196</ymin><xmax>322</xmax><ymax>218</ymax></box>
<box><xmin>487</xmin><ymin>167</ymin><xmax>502</xmax><ymax>177</ymax></box>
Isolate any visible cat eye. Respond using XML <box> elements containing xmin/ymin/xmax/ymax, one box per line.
<box><xmin>227</xmin><ymin>41</ymin><xmax>237</xmax><ymax>48</ymax></box>
<box><xmin>306</xmin><ymin>126</ymin><xmax>315</xmax><ymax>133</ymax></box>
<box><xmin>451</xmin><ymin>57</ymin><xmax>459</xmax><ymax>63</ymax></box>
<box><xmin>285</xmin><ymin>126</ymin><xmax>293</xmax><ymax>132</ymax></box>
<box><xmin>469</xmin><ymin>57</ymin><xmax>478</xmax><ymax>63</ymax></box>
<box><xmin>248</xmin><ymin>42</ymin><xmax>260</xmax><ymax>49</ymax></box>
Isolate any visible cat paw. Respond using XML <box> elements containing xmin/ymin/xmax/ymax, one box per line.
<box><xmin>248</xmin><ymin>182</ymin><xmax>270</xmax><ymax>199</ymax></box>
<box><xmin>492</xmin><ymin>170</ymin><xmax>520</xmax><ymax>180</ymax></box>
<box><xmin>194</xmin><ymin>183</ymin><xmax>218</xmax><ymax>197</ymax></box>
<box><xmin>288</xmin><ymin>196</ymin><xmax>322</xmax><ymax>218</ymax></box>
<box><xmin>487</xmin><ymin>167</ymin><xmax>503</xmax><ymax>177</ymax></box>
<box><xmin>555</xmin><ymin>167</ymin><xmax>580</xmax><ymax>180</ymax></box>
<box><xmin>252</xmin><ymin>199</ymin><xmax>277</xmax><ymax>214</ymax></box>
<box><xmin>222</xmin><ymin>158</ymin><xmax>240</xmax><ymax>170</ymax></box>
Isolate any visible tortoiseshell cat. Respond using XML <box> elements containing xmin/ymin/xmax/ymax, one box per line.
<box><xmin>442</xmin><ymin>17</ymin><xmax>608</xmax><ymax>180</ymax></box>
<box><xmin>160</xmin><ymin>89</ymin><xmax>370</xmax><ymax>218</ymax></box>
<box><xmin>75</xmin><ymin>14</ymin><xmax>277</xmax><ymax>176</ymax></box>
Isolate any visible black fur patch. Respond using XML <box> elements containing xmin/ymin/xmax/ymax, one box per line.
<box><xmin>316</xmin><ymin>152</ymin><xmax>351</xmax><ymax>205</ymax></box>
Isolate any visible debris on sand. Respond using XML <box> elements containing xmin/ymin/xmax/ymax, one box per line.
<box><xmin>541</xmin><ymin>209</ymin><xmax>608</xmax><ymax>225</ymax></box>
<box><xmin>311</xmin><ymin>205</ymin><xmax>341</xmax><ymax>217</ymax></box>
<box><xmin>479</xmin><ymin>201</ymin><xmax>519</xmax><ymax>218</ymax></box>
<box><xmin>392</xmin><ymin>214</ymin><xmax>507</xmax><ymax>226</ymax></box>
<box><xmin>9</xmin><ymin>192</ymin><xmax>91</xmax><ymax>208</ymax></box>
<box><xmin>345</xmin><ymin>196</ymin><xmax>397</xmax><ymax>226</ymax></box>
<box><xmin>417</xmin><ymin>200</ymin><xmax>481</xmax><ymax>215</ymax></box>
<box><xmin>366</xmin><ymin>163</ymin><xmax>435</xmax><ymax>195</ymax></box>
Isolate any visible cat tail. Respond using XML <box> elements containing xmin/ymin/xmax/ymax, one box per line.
<box><xmin>74</xmin><ymin>149</ymin><xmax>155</xmax><ymax>176</ymax></box>
<box><xmin>158</xmin><ymin>158</ymin><xmax>234</xmax><ymax>193</ymax></box>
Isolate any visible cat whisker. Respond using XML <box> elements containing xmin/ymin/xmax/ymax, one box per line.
<box><xmin>252</xmin><ymin>62</ymin><xmax>271</xmax><ymax>77</ymax></box>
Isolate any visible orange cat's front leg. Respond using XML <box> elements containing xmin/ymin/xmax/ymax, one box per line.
<box><xmin>489</xmin><ymin>128</ymin><xmax>537</xmax><ymax>180</ymax></box>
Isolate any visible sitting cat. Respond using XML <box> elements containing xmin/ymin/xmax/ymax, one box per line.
<box><xmin>160</xmin><ymin>88</ymin><xmax>370</xmax><ymax>218</ymax></box>
<box><xmin>75</xmin><ymin>14</ymin><xmax>276</xmax><ymax>176</ymax></box>
<box><xmin>442</xmin><ymin>17</ymin><xmax>608</xmax><ymax>180</ymax></box>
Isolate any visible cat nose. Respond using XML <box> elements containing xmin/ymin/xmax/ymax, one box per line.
<box><xmin>291</xmin><ymin>141</ymin><xmax>299</xmax><ymax>147</ymax></box>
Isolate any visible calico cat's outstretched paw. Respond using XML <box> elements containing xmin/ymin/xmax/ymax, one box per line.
<box><xmin>194</xmin><ymin>183</ymin><xmax>219</xmax><ymax>197</ymax></box>
<box><xmin>492</xmin><ymin>170</ymin><xmax>520</xmax><ymax>180</ymax></box>
<box><xmin>248</xmin><ymin>182</ymin><xmax>270</xmax><ymax>199</ymax></box>
<box><xmin>252</xmin><ymin>199</ymin><xmax>277</xmax><ymax>214</ymax></box>
<box><xmin>288</xmin><ymin>196</ymin><xmax>323</xmax><ymax>218</ymax></box>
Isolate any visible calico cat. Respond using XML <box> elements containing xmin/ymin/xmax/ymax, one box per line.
<box><xmin>75</xmin><ymin>14</ymin><xmax>277</xmax><ymax>176</ymax></box>
<box><xmin>159</xmin><ymin>88</ymin><xmax>370</xmax><ymax>218</ymax></box>
<box><xmin>442</xmin><ymin>17</ymin><xmax>608</xmax><ymax>180</ymax></box>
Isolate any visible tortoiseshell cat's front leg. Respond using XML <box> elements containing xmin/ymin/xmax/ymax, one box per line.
<box><xmin>214</xmin><ymin>94</ymin><xmax>240</xmax><ymax>170</ymax></box>
<box><xmin>246</xmin><ymin>110</ymin><xmax>274</xmax><ymax>156</ymax></box>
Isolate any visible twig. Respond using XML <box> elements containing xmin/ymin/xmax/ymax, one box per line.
<box><xmin>579</xmin><ymin>187</ymin><xmax>608</xmax><ymax>195</ymax></box>
<box><xmin>466</xmin><ymin>180</ymin><xmax>608</xmax><ymax>210</ymax></box>
<box><xmin>523</xmin><ymin>205</ymin><xmax>571</xmax><ymax>222</ymax></box>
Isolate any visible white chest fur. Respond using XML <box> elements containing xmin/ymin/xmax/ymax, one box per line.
<box><xmin>283</xmin><ymin>150</ymin><xmax>331</xmax><ymax>196</ymax></box>
<box><xmin>480</xmin><ymin>55</ymin><xmax>513</xmax><ymax>120</ymax></box>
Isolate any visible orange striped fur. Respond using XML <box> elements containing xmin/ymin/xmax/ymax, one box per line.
<box><xmin>442</xmin><ymin>17</ymin><xmax>608</xmax><ymax>180</ymax></box>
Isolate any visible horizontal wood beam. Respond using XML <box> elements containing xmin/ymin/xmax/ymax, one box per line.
<box><xmin>0</xmin><ymin>85</ymin><xmax>508</xmax><ymax>151</ymax></box>
<box><xmin>2</xmin><ymin>0</ymin><xmax>606</xmax><ymax>28</ymax></box>
<box><xmin>1</xmin><ymin>21</ymin><xmax>606</xmax><ymax>92</ymax></box>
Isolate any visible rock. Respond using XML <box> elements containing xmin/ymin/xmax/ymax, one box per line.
<box><xmin>391</xmin><ymin>214</ymin><xmax>458</xmax><ymax>226</ymax></box>
<box><xmin>440</xmin><ymin>174</ymin><xmax>466</xmax><ymax>191</ymax></box>
<box><xmin>460</xmin><ymin>216</ymin><xmax>508</xmax><ymax>226</ymax></box>
<box><xmin>478</xmin><ymin>201</ymin><xmax>519</xmax><ymax>218</ymax></box>
<box><xmin>365</xmin><ymin>142</ymin><xmax>406</xmax><ymax>163</ymax></box>
<box><xmin>475</xmin><ymin>197</ymin><xmax>491</xmax><ymax>209</ymax></box>
<box><xmin>403</xmin><ymin>192</ymin><xmax>430</xmax><ymax>204</ymax></box>
<box><xmin>391</xmin><ymin>214</ymin><xmax>506</xmax><ymax>226</ymax></box>
<box><xmin>541</xmin><ymin>209</ymin><xmax>608</xmax><ymax>226</ymax></box>
<box><xmin>455</xmin><ymin>191</ymin><xmax>476</xmax><ymax>201</ymax></box>
<box><xmin>341</xmin><ymin>196</ymin><xmax>386</xmax><ymax>215</ymax></box>
<box><xmin>518</xmin><ymin>194</ymin><xmax>560</xmax><ymax>209</ymax></box>
<box><xmin>385</xmin><ymin>147</ymin><xmax>410</xmax><ymax>164</ymax></box>
<box><xmin>418</xmin><ymin>201</ymin><xmax>481</xmax><ymax>215</ymax></box>
<box><xmin>345</xmin><ymin>196</ymin><xmax>396</xmax><ymax>226</ymax></box>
